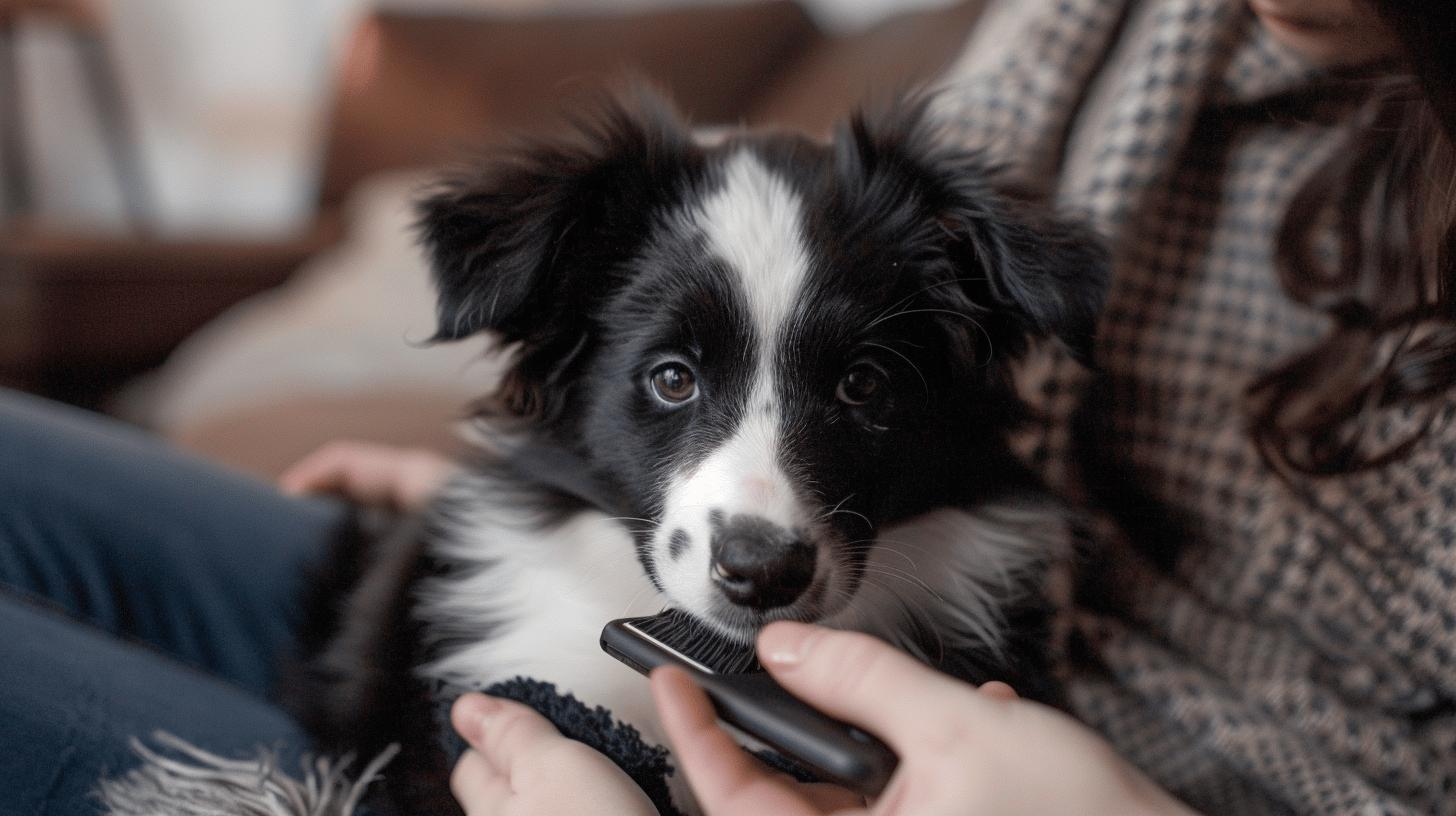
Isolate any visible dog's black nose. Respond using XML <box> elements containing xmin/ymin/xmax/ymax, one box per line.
<box><xmin>709</xmin><ymin>516</ymin><xmax>815</xmax><ymax>610</ymax></box>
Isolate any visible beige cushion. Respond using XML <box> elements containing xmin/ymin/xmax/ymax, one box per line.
<box><xmin>172</xmin><ymin>389</ymin><xmax>469</xmax><ymax>481</ymax></box>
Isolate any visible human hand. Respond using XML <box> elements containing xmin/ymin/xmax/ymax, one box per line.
<box><xmin>278</xmin><ymin>439</ymin><xmax>455</xmax><ymax>513</ymax></box>
<box><xmin>650</xmin><ymin>622</ymin><xmax>1198</xmax><ymax>816</ymax></box>
<box><xmin>449</xmin><ymin>693</ymin><xmax>658</xmax><ymax>816</ymax></box>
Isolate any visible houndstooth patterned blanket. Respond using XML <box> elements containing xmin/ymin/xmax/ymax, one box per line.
<box><xmin>935</xmin><ymin>1</ymin><xmax>1456</xmax><ymax>813</ymax></box>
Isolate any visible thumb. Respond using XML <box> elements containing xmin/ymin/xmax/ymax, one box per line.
<box><xmin>757</xmin><ymin>622</ymin><xmax>984</xmax><ymax>754</ymax></box>
<box><xmin>450</xmin><ymin>693</ymin><xmax>564</xmax><ymax>776</ymax></box>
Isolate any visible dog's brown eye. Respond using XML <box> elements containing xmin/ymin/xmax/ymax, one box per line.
<box><xmin>651</xmin><ymin>363</ymin><xmax>698</xmax><ymax>404</ymax></box>
<box><xmin>836</xmin><ymin>364</ymin><xmax>884</xmax><ymax>406</ymax></box>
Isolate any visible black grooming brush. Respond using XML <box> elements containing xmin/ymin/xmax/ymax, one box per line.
<box><xmin>601</xmin><ymin>610</ymin><xmax>898</xmax><ymax>796</ymax></box>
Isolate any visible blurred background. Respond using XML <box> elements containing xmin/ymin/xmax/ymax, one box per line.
<box><xmin>1</xmin><ymin>0</ymin><xmax>988</xmax><ymax>477</ymax></box>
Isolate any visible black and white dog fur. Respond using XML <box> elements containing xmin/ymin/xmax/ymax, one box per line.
<box><xmin>294</xmin><ymin>91</ymin><xmax>1107</xmax><ymax>814</ymax></box>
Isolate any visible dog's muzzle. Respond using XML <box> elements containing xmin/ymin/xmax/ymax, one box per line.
<box><xmin>708</xmin><ymin>516</ymin><xmax>815</xmax><ymax>610</ymax></box>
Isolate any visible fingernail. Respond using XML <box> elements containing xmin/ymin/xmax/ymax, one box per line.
<box><xmin>454</xmin><ymin>694</ymin><xmax>501</xmax><ymax>741</ymax></box>
<box><xmin>759</xmin><ymin>621</ymin><xmax>820</xmax><ymax>667</ymax></box>
<box><xmin>473</xmin><ymin>695</ymin><xmax>502</xmax><ymax>719</ymax></box>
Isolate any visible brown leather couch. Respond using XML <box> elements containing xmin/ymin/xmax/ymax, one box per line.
<box><xmin>314</xmin><ymin>1</ymin><xmax>990</xmax><ymax>207</ymax></box>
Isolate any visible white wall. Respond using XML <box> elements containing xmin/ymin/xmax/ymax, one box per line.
<box><xmin>14</xmin><ymin>0</ymin><xmax>954</xmax><ymax>237</ymax></box>
<box><xmin>18</xmin><ymin>0</ymin><xmax>357</xmax><ymax>236</ymax></box>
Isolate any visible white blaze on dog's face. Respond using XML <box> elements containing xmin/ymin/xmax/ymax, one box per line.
<box><xmin>650</xmin><ymin>152</ymin><xmax>824</xmax><ymax>634</ymax></box>
<box><xmin>418</xmin><ymin>94</ymin><xmax>1107</xmax><ymax>644</ymax></box>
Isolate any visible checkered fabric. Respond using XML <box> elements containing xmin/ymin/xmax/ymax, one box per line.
<box><xmin>934</xmin><ymin>1</ymin><xmax>1456</xmax><ymax>813</ymax></box>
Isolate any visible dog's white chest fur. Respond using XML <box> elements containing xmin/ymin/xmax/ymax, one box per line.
<box><xmin>414</xmin><ymin>481</ymin><xmax>670</xmax><ymax>746</ymax></box>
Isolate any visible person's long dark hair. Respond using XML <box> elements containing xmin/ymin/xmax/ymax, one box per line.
<box><xmin>1246</xmin><ymin>2</ymin><xmax>1456</xmax><ymax>476</ymax></box>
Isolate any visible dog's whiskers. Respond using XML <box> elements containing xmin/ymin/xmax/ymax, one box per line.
<box><xmin>837</xmin><ymin>560</ymin><xmax>947</xmax><ymax>665</ymax></box>
<box><xmin>603</xmin><ymin>516</ymin><xmax>659</xmax><ymax>526</ymax></box>
<box><xmin>850</xmin><ymin>560</ymin><xmax>949</xmax><ymax>663</ymax></box>
<box><xmin>857</xmin><ymin>535</ymin><xmax>932</xmax><ymax>557</ymax></box>
<box><xmin>838</xmin><ymin>541</ymin><xmax>921</xmax><ymax>571</ymax></box>
<box><xmin>866</xmin><ymin>276</ymin><xmax>987</xmax><ymax>328</ymax></box>
<box><xmin>815</xmin><ymin>494</ymin><xmax>856</xmax><ymax>523</ymax></box>
<box><xmin>618</xmin><ymin>582</ymin><xmax>655</xmax><ymax>617</ymax></box>
<box><xmin>821</xmin><ymin>507</ymin><xmax>873</xmax><ymax>531</ymax></box>
<box><xmin>861</xmin><ymin>563</ymin><xmax>942</xmax><ymax>602</ymax></box>
<box><xmin>861</xmin><ymin>341</ymin><xmax>929</xmax><ymax>396</ymax></box>
<box><xmin>865</xmin><ymin>307</ymin><xmax>995</xmax><ymax>363</ymax></box>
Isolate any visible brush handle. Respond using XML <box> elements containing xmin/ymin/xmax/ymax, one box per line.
<box><xmin>601</xmin><ymin>616</ymin><xmax>898</xmax><ymax>796</ymax></box>
<box><xmin>691</xmin><ymin>669</ymin><xmax>898</xmax><ymax>796</ymax></box>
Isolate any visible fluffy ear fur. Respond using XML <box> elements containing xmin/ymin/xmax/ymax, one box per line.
<box><xmin>416</xmin><ymin>90</ymin><xmax>701</xmax><ymax>416</ymax></box>
<box><xmin>836</xmin><ymin>98</ymin><xmax>1109</xmax><ymax>364</ymax></box>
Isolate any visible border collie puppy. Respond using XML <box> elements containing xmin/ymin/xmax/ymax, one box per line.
<box><xmin>296</xmin><ymin>91</ymin><xmax>1107</xmax><ymax>815</ymax></box>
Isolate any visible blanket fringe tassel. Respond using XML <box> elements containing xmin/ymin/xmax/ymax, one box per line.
<box><xmin>98</xmin><ymin>731</ymin><xmax>400</xmax><ymax>816</ymax></box>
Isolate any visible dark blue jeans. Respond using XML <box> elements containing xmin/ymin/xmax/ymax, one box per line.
<box><xmin>0</xmin><ymin>389</ymin><xmax>350</xmax><ymax>815</ymax></box>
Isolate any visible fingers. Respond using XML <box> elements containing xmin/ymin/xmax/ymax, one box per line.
<box><xmin>651</xmin><ymin>666</ymin><xmax>827</xmax><ymax>816</ymax></box>
<box><xmin>796</xmin><ymin>781</ymin><xmax>866</xmax><ymax>812</ymax></box>
<box><xmin>451</xmin><ymin>693</ymin><xmax>565</xmax><ymax>779</ymax></box>
<box><xmin>450</xmin><ymin>748</ymin><xmax>512</xmax><ymax>812</ymax></box>
<box><xmin>279</xmin><ymin>440</ymin><xmax>383</xmax><ymax>500</ymax></box>
<box><xmin>279</xmin><ymin>440</ymin><xmax>453</xmax><ymax>511</ymax></box>
<box><xmin>277</xmin><ymin>443</ymin><xmax>338</xmax><ymax>495</ymax></box>
<box><xmin>757</xmin><ymin>622</ymin><xmax>985</xmax><ymax>754</ymax></box>
<box><xmin>978</xmin><ymin>680</ymin><xmax>1019</xmax><ymax>702</ymax></box>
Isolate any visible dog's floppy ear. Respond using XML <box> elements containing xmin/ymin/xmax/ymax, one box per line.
<box><xmin>839</xmin><ymin>99</ymin><xmax>1109</xmax><ymax>363</ymax></box>
<box><xmin>939</xmin><ymin>176</ymin><xmax>1109</xmax><ymax>364</ymax></box>
<box><xmin>416</xmin><ymin>90</ymin><xmax>699</xmax><ymax>417</ymax></box>
<box><xmin>416</xmin><ymin>90</ymin><xmax>696</xmax><ymax>345</ymax></box>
